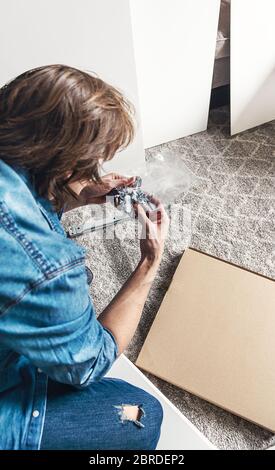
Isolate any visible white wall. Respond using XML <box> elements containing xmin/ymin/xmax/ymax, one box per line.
<box><xmin>0</xmin><ymin>0</ymin><xmax>145</xmax><ymax>173</ymax></box>
<box><xmin>231</xmin><ymin>0</ymin><xmax>275</xmax><ymax>135</ymax></box>
<box><xmin>130</xmin><ymin>0</ymin><xmax>220</xmax><ymax>148</ymax></box>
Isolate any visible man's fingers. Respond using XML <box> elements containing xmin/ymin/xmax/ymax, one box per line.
<box><xmin>134</xmin><ymin>202</ymin><xmax>148</xmax><ymax>223</ymax></box>
<box><xmin>134</xmin><ymin>203</ymin><xmax>161</xmax><ymax>240</ymax></box>
<box><xmin>143</xmin><ymin>194</ymin><xmax>167</xmax><ymax>226</ymax></box>
<box><xmin>108</xmin><ymin>176</ymin><xmax>135</xmax><ymax>190</ymax></box>
<box><xmin>148</xmin><ymin>194</ymin><xmax>162</xmax><ymax>207</ymax></box>
<box><xmin>124</xmin><ymin>176</ymin><xmax>136</xmax><ymax>186</ymax></box>
<box><xmin>148</xmin><ymin>194</ymin><xmax>166</xmax><ymax>215</ymax></box>
<box><xmin>103</xmin><ymin>173</ymin><xmax>136</xmax><ymax>188</ymax></box>
<box><xmin>134</xmin><ymin>203</ymin><xmax>152</xmax><ymax>237</ymax></box>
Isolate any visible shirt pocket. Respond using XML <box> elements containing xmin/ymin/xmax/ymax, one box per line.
<box><xmin>0</xmin><ymin>202</ymin><xmax>56</xmax><ymax>314</ymax></box>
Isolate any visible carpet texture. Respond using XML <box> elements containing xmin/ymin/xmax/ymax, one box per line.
<box><xmin>62</xmin><ymin>107</ymin><xmax>275</xmax><ymax>450</ymax></box>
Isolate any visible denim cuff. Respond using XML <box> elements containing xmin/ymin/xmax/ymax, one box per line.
<box><xmin>102</xmin><ymin>326</ymin><xmax>119</xmax><ymax>359</ymax></box>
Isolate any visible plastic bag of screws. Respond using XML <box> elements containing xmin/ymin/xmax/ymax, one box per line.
<box><xmin>66</xmin><ymin>150</ymin><xmax>195</xmax><ymax>237</ymax></box>
<box><xmin>107</xmin><ymin>176</ymin><xmax>157</xmax><ymax>217</ymax></box>
<box><xmin>107</xmin><ymin>149</ymin><xmax>196</xmax><ymax>216</ymax></box>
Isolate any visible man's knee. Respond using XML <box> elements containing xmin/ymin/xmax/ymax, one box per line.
<box><xmin>134</xmin><ymin>391</ymin><xmax>163</xmax><ymax>435</ymax></box>
<box><xmin>139</xmin><ymin>392</ymin><xmax>163</xmax><ymax>448</ymax></box>
<box><xmin>146</xmin><ymin>393</ymin><xmax>164</xmax><ymax>430</ymax></box>
<box><xmin>113</xmin><ymin>390</ymin><xmax>163</xmax><ymax>428</ymax></box>
<box><xmin>114</xmin><ymin>391</ymin><xmax>163</xmax><ymax>449</ymax></box>
<box><xmin>115</xmin><ymin>404</ymin><xmax>144</xmax><ymax>426</ymax></box>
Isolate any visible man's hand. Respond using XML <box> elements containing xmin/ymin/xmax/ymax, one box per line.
<box><xmin>98</xmin><ymin>194</ymin><xmax>169</xmax><ymax>355</ymax></box>
<box><xmin>65</xmin><ymin>173</ymin><xmax>136</xmax><ymax>211</ymax></box>
<box><xmin>135</xmin><ymin>195</ymin><xmax>169</xmax><ymax>266</ymax></box>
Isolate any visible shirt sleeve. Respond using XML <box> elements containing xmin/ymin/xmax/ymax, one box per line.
<box><xmin>0</xmin><ymin>263</ymin><xmax>119</xmax><ymax>388</ymax></box>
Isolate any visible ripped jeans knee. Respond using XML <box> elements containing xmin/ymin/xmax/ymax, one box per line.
<box><xmin>114</xmin><ymin>404</ymin><xmax>146</xmax><ymax>428</ymax></box>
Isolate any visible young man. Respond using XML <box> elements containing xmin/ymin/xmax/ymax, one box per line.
<box><xmin>0</xmin><ymin>65</ymin><xmax>168</xmax><ymax>450</ymax></box>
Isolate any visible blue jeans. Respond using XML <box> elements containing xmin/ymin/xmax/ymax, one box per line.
<box><xmin>40</xmin><ymin>377</ymin><xmax>163</xmax><ymax>450</ymax></box>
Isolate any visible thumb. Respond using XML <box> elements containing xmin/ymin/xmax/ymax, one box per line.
<box><xmin>124</xmin><ymin>176</ymin><xmax>136</xmax><ymax>186</ymax></box>
<box><xmin>134</xmin><ymin>203</ymin><xmax>156</xmax><ymax>239</ymax></box>
<box><xmin>108</xmin><ymin>177</ymin><xmax>132</xmax><ymax>189</ymax></box>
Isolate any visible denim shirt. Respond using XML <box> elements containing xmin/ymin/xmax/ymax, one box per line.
<box><xmin>0</xmin><ymin>160</ymin><xmax>118</xmax><ymax>450</ymax></box>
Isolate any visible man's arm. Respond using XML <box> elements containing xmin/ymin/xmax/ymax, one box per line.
<box><xmin>98</xmin><ymin>198</ymin><xmax>169</xmax><ymax>354</ymax></box>
<box><xmin>63</xmin><ymin>173</ymin><xmax>135</xmax><ymax>212</ymax></box>
<box><xmin>0</xmin><ymin>263</ymin><xmax>118</xmax><ymax>388</ymax></box>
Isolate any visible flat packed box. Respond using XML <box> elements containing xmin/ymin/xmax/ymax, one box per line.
<box><xmin>136</xmin><ymin>248</ymin><xmax>275</xmax><ymax>431</ymax></box>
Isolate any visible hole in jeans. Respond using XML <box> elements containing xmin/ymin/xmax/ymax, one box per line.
<box><xmin>114</xmin><ymin>404</ymin><xmax>145</xmax><ymax>428</ymax></box>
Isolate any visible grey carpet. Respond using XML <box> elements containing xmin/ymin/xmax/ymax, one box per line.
<box><xmin>62</xmin><ymin>106</ymin><xmax>275</xmax><ymax>450</ymax></box>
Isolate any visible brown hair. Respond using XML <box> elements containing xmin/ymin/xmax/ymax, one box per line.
<box><xmin>0</xmin><ymin>64</ymin><xmax>135</xmax><ymax>211</ymax></box>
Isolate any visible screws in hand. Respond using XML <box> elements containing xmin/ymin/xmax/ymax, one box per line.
<box><xmin>108</xmin><ymin>176</ymin><xmax>157</xmax><ymax>217</ymax></box>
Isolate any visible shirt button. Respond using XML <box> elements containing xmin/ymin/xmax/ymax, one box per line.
<box><xmin>32</xmin><ymin>410</ymin><xmax>40</xmax><ymax>418</ymax></box>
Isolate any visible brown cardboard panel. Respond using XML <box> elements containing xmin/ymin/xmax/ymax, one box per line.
<box><xmin>136</xmin><ymin>249</ymin><xmax>275</xmax><ymax>431</ymax></box>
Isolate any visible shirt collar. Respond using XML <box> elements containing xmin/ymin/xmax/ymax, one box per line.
<box><xmin>13</xmin><ymin>165</ymin><xmax>65</xmax><ymax>234</ymax></box>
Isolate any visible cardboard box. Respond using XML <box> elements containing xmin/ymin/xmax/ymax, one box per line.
<box><xmin>136</xmin><ymin>249</ymin><xmax>275</xmax><ymax>431</ymax></box>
